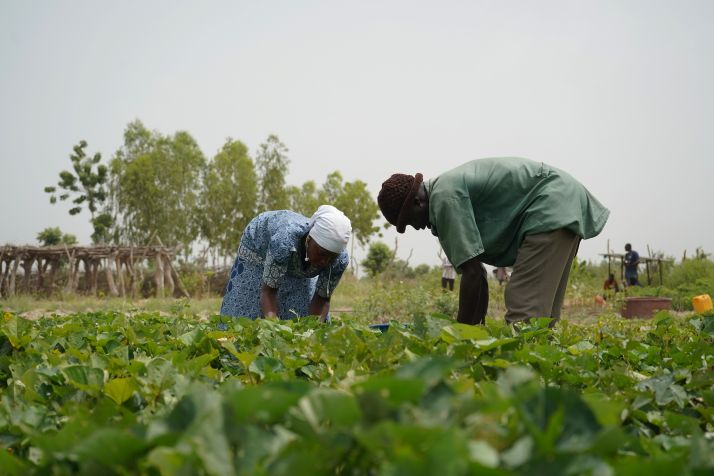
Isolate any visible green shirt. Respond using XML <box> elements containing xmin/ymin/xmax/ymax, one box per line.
<box><xmin>427</xmin><ymin>157</ymin><xmax>609</xmax><ymax>269</ymax></box>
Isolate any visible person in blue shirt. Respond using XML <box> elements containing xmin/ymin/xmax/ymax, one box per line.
<box><xmin>624</xmin><ymin>243</ymin><xmax>641</xmax><ymax>286</ymax></box>
<box><xmin>220</xmin><ymin>205</ymin><xmax>351</xmax><ymax>321</ymax></box>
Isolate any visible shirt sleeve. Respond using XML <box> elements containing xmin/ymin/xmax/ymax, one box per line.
<box><xmin>262</xmin><ymin>251</ymin><xmax>287</xmax><ymax>288</ymax></box>
<box><xmin>432</xmin><ymin>194</ymin><xmax>484</xmax><ymax>270</ymax></box>
<box><xmin>261</xmin><ymin>224</ymin><xmax>295</xmax><ymax>288</ymax></box>
<box><xmin>315</xmin><ymin>251</ymin><xmax>349</xmax><ymax>298</ymax></box>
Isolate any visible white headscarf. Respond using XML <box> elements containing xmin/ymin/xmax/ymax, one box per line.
<box><xmin>308</xmin><ymin>205</ymin><xmax>352</xmax><ymax>253</ymax></box>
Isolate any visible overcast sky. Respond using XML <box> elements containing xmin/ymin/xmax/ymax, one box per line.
<box><xmin>2</xmin><ymin>0</ymin><xmax>713</xmax><ymax>267</ymax></box>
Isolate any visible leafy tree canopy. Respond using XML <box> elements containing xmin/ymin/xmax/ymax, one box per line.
<box><xmin>200</xmin><ymin>138</ymin><xmax>257</xmax><ymax>258</ymax></box>
<box><xmin>44</xmin><ymin>141</ymin><xmax>113</xmax><ymax>243</ymax></box>
<box><xmin>37</xmin><ymin>227</ymin><xmax>78</xmax><ymax>246</ymax></box>
<box><xmin>362</xmin><ymin>241</ymin><xmax>393</xmax><ymax>277</ymax></box>
<box><xmin>111</xmin><ymin>121</ymin><xmax>206</xmax><ymax>252</ymax></box>
<box><xmin>255</xmin><ymin>134</ymin><xmax>290</xmax><ymax>213</ymax></box>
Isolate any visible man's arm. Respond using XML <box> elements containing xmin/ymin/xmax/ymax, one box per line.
<box><xmin>260</xmin><ymin>284</ymin><xmax>279</xmax><ymax>318</ymax></box>
<box><xmin>309</xmin><ymin>294</ymin><xmax>331</xmax><ymax>322</ymax></box>
<box><xmin>457</xmin><ymin>258</ymin><xmax>488</xmax><ymax>325</ymax></box>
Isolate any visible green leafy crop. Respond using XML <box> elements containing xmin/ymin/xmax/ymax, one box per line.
<box><xmin>0</xmin><ymin>310</ymin><xmax>712</xmax><ymax>475</ymax></box>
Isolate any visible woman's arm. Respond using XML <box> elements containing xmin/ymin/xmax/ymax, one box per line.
<box><xmin>309</xmin><ymin>294</ymin><xmax>331</xmax><ymax>322</ymax></box>
<box><xmin>260</xmin><ymin>284</ymin><xmax>280</xmax><ymax>318</ymax></box>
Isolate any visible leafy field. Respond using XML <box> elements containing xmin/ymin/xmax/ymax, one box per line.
<box><xmin>1</xmin><ymin>309</ymin><xmax>713</xmax><ymax>475</ymax></box>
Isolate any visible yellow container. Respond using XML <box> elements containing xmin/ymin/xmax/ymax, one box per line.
<box><xmin>692</xmin><ymin>294</ymin><xmax>713</xmax><ymax>313</ymax></box>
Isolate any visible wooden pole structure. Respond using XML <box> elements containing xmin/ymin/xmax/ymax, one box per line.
<box><xmin>8</xmin><ymin>256</ymin><xmax>19</xmax><ymax>297</ymax></box>
<box><xmin>0</xmin><ymin>245</ymin><xmax>180</xmax><ymax>297</ymax></box>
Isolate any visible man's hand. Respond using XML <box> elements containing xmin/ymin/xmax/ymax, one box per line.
<box><xmin>457</xmin><ymin>258</ymin><xmax>488</xmax><ymax>325</ymax></box>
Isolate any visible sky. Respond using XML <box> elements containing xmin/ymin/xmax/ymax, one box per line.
<box><xmin>1</xmin><ymin>0</ymin><xmax>713</xmax><ymax>268</ymax></box>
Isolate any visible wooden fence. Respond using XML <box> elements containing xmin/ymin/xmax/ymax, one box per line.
<box><xmin>0</xmin><ymin>245</ymin><xmax>189</xmax><ymax>298</ymax></box>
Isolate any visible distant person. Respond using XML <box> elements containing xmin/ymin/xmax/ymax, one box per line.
<box><xmin>377</xmin><ymin>157</ymin><xmax>609</xmax><ymax>327</ymax></box>
<box><xmin>220</xmin><ymin>205</ymin><xmax>351</xmax><ymax>321</ymax></box>
<box><xmin>494</xmin><ymin>267</ymin><xmax>509</xmax><ymax>286</ymax></box>
<box><xmin>438</xmin><ymin>248</ymin><xmax>456</xmax><ymax>291</ymax></box>
<box><xmin>603</xmin><ymin>272</ymin><xmax>620</xmax><ymax>300</ymax></box>
<box><xmin>624</xmin><ymin>243</ymin><xmax>641</xmax><ymax>286</ymax></box>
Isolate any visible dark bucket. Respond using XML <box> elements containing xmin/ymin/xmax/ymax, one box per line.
<box><xmin>622</xmin><ymin>297</ymin><xmax>672</xmax><ymax>319</ymax></box>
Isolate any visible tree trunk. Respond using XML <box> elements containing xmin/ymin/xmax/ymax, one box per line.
<box><xmin>163</xmin><ymin>255</ymin><xmax>175</xmax><ymax>297</ymax></box>
<box><xmin>37</xmin><ymin>258</ymin><xmax>46</xmax><ymax>290</ymax></box>
<box><xmin>126</xmin><ymin>258</ymin><xmax>137</xmax><ymax>298</ymax></box>
<box><xmin>116</xmin><ymin>256</ymin><xmax>125</xmax><ymax>297</ymax></box>
<box><xmin>90</xmin><ymin>259</ymin><xmax>100</xmax><ymax>296</ymax></box>
<box><xmin>105</xmin><ymin>258</ymin><xmax>119</xmax><ymax>297</ymax></box>
<box><xmin>72</xmin><ymin>258</ymin><xmax>81</xmax><ymax>293</ymax></box>
<box><xmin>0</xmin><ymin>259</ymin><xmax>9</xmax><ymax>297</ymax></box>
<box><xmin>171</xmin><ymin>264</ymin><xmax>190</xmax><ymax>298</ymax></box>
<box><xmin>154</xmin><ymin>254</ymin><xmax>165</xmax><ymax>298</ymax></box>
<box><xmin>8</xmin><ymin>258</ymin><xmax>19</xmax><ymax>297</ymax></box>
<box><xmin>64</xmin><ymin>255</ymin><xmax>78</xmax><ymax>294</ymax></box>
<box><xmin>21</xmin><ymin>258</ymin><xmax>34</xmax><ymax>293</ymax></box>
<box><xmin>47</xmin><ymin>259</ymin><xmax>58</xmax><ymax>295</ymax></box>
<box><xmin>80</xmin><ymin>258</ymin><xmax>90</xmax><ymax>293</ymax></box>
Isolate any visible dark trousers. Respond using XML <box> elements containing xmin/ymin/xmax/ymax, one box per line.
<box><xmin>505</xmin><ymin>228</ymin><xmax>581</xmax><ymax>326</ymax></box>
<box><xmin>441</xmin><ymin>277</ymin><xmax>455</xmax><ymax>291</ymax></box>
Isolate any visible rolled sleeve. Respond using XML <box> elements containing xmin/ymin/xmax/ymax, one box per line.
<box><xmin>432</xmin><ymin>196</ymin><xmax>484</xmax><ymax>270</ymax></box>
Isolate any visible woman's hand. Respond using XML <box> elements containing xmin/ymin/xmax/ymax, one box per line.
<box><xmin>310</xmin><ymin>294</ymin><xmax>331</xmax><ymax>322</ymax></box>
<box><xmin>260</xmin><ymin>284</ymin><xmax>280</xmax><ymax>319</ymax></box>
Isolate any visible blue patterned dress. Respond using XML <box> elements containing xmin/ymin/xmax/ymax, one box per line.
<box><xmin>220</xmin><ymin>210</ymin><xmax>349</xmax><ymax>319</ymax></box>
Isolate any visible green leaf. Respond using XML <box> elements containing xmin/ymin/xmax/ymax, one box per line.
<box><xmin>61</xmin><ymin>365</ymin><xmax>105</xmax><ymax>393</ymax></box>
<box><xmin>178</xmin><ymin>328</ymin><xmax>204</xmax><ymax>346</ymax></box>
<box><xmin>353</xmin><ymin>376</ymin><xmax>426</xmax><ymax>406</ymax></box>
<box><xmin>582</xmin><ymin>393</ymin><xmax>627</xmax><ymax>427</ymax></box>
<box><xmin>151</xmin><ymin>386</ymin><xmax>235</xmax><ymax>476</ymax></box>
<box><xmin>440</xmin><ymin>323</ymin><xmax>490</xmax><ymax>343</ymax></box>
<box><xmin>290</xmin><ymin>388</ymin><xmax>361</xmax><ymax>434</ymax></box>
<box><xmin>73</xmin><ymin>427</ymin><xmax>147</xmax><ymax>468</ymax></box>
<box><xmin>0</xmin><ymin>451</ymin><xmax>31</xmax><ymax>476</ymax></box>
<box><xmin>145</xmin><ymin>447</ymin><xmax>189</xmax><ymax>476</ymax></box>
<box><xmin>468</xmin><ymin>440</ymin><xmax>500</xmax><ymax>468</ymax></box>
<box><xmin>0</xmin><ymin>314</ymin><xmax>35</xmax><ymax>348</ymax></box>
<box><xmin>635</xmin><ymin>375</ymin><xmax>689</xmax><ymax>408</ymax></box>
<box><xmin>249</xmin><ymin>356</ymin><xmax>286</xmax><ymax>381</ymax></box>
<box><xmin>501</xmin><ymin>436</ymin><xmax>533</xmax><ymax>468</ymax></box>
<box><xmin>567</xmin><ymin>340</ymin><xmax>595</xmax><ymax>355</ymax></box>
<box><xmin>226</xmin><ymin>381</ymin><xmax>311</xmax><ymax>424</ymax></box>
<box><xmin>104</xmin><ymin>377</ymin><xmax>138</xmax><ymax>405</ymax></box>
<box><xmin>394</xmin><ymin>356</ymin><xmax>455</xmax><ymax>388</ymax></box>
<box><xmin>701</xmin><ymin>316</ymin><xmax>714</xmax><ymax>337</ymax></box>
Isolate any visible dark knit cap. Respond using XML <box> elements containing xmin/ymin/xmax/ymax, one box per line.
<box><xmin>378</xmin><ymin>172</ymin><xmax>424</xmax><ymax>233</ymax></box>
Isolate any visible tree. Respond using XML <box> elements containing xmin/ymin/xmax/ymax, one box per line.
<box><xmin>111</xmin><ymin>122</ymin><xmax>206</xmax><ymax>251</ymax></box>
<box><xmin>337</xmin><ymin>180</ymin><xmax>380</xmax><ymax>247</ymax></box>
<box><xmin>287</xmin><ymin>180</ymin><xmax>320</xmax><ymax>217</ymax></box>
<box><xmin>37</xmin><ymin>227</ymin><xmax>62</xmax><ymax>246</ymax></box>
<box><xmin>317</xmin><ymin>172</ymin><xmax>381</xmax><ymax>247</ymax></box>
<box><xmin>255</xmin><ymin>135</ymin><xmax>290</xmax><ymax>212</ymax></box>
<box><xmin>318</xmin><ymin>171</ymin><xmax>345</xmax><ymax>205</ymax></box>
<box><xmin>44</xmin><ymin>141</ymin><xmax>113</xmax><ymax>243</ymax></box>
<box><xmin>61</xmin><ymin>233</ymin><xmax>78</xmax><ymax>245</ymax></box>
<box><xmin>362</xmin><ymin>242</ymin><xmax>393</xmax><ymax>277</ymax></box>
<box><xmin>200</xmin><ymin>138</ymin><xmax>257</xmax><ymax>259</ymax></box>
<box><xmin>37</xmin><ymin>227</ymin><xmax>78</xmax><ymax>246</ymax></box>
